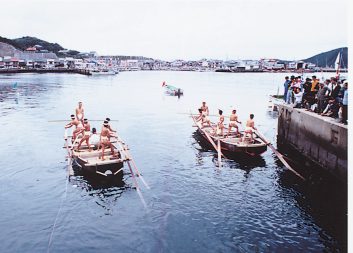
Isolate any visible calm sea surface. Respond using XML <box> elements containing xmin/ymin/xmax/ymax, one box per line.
<box><xmin>0</xmin><ymin>71</ymin><xmax>347</xmax><ymax>253</ymax></box>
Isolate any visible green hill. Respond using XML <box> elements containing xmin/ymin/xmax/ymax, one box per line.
<box><xmin>303</xmin><ymin>47</ymin><xmax>348</xmax><ymax>68</ymax></box>
<box><xmin>0</xmin><ymin>36</ymin><xmax>23</xmax><ymax>50</ymax></box>
<box><xmin>13</xmin><ymin>36</ymin><xmax>65</xmax><ymax>53</ymax></box>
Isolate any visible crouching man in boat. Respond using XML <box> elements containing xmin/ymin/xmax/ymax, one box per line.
<box><xmin>65</xmin><ymin>114</ymin><xmax>84</xmax><ymax>143</ymax></box>
<box><xmin>100</xmin><ymin>121</ymin><xmax>117</xmax><ymax>160</ymax></box>
<box><xmin>196</xmin><ymin>108</ymin><xmax>212</xmax><ymax>129</ymax></box>
<box><xmin>244</xmin><ymin>114</ymin><xmax>257</xmax><ymax>142</ymax></box>
<box><xmin>89</xmin><ymin>127</ymin><xmax>100</xmax><ymax>150</ymax></box>
<box><xmin>76</xmin><ymin>118</ymin><xmax>92</xmax><ymax>151</ymax></box>
<box><xmin>227</xmin><ymin>109</ymin><xmax>242</xmax><ymax>136</ymax></box>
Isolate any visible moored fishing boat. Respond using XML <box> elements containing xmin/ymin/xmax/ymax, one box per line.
<box><xmin>162</xmin><ymin>82</ymin><xmax>183</xmax><ymax>96</ymax></box>
<box><xmin>191</xmin><ymin>115</ymin><xmax>267</xmax><ymax>156</ymax></box>
<box><xmin>90</xmin><ymin>69</ymin><xmax>116</xmax><ymax>75</ymax></box>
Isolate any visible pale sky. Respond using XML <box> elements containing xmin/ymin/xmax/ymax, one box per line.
<box><xmin>0</xmin><ymin>0</ymin><xmax>348</xmax><ymax>61</ymax></box>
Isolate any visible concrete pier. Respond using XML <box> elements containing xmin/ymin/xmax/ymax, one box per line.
<box><xmin>276</xmin><ymin>104</ymin><xmax>347</xmax><ymax>182</ymax></box>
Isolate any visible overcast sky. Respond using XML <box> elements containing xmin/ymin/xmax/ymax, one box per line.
<box><xmin>0</xmin><ymin>0</ymin><xmax>348</xmax><ymax>61</ymax></box>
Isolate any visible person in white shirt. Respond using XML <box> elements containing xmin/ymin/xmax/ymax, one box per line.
<box><xmin>293</xmin><ymin>87</ymin><xmax>303</xmax><ymax>108</ymax></box>
<box><xmin>89</xmin><ymin>128</ymin><xmax>100</xmax><ymax>150</ymax></box>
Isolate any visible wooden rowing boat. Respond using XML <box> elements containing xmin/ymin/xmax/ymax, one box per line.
<box><xmin>66</xmin><ymin>135</ymin><xmax>129</xmax><ymax>177</ymax></box>
<box><xmin>191</xmin><ymin>115</ymin><xmax>267</xmax><ymax>157</ymax></box>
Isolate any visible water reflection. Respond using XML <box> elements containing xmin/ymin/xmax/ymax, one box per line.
<box><xmin>275</xmin><ymin>151</ymin><xmax>347</xmax><ymax>253</ymax></box>
<box><xmin>69</xmin><ymin>166</ymin><xmax>132</xmax><ymax>215</ymax></box>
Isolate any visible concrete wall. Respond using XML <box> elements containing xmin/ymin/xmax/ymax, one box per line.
<box><xmin>277</xmin><ymin>104</ymin><xmax>347</xmax><ymax>181</ymax></box>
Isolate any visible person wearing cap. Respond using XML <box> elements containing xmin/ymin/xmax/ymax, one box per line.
<box><xmin>76</xmin><ymin>119</ymin><xmax>92</xmax><ymax>151</ymax></box>
<box><xmin>65</xmin><ymin>114</ymin><xmax>84</xmax><ymax>142</ymax></box>
<box><xmin>100</xmin><ymin>121</ymin><xmax>116</xmax><ymax>160</ymax></box>
<box><xmin>215</xmin><ymin>109</ymin><xmax>225</xmax><ymax>136</ymax></box>
<box><xmin>75</xmin><ymin>102</ymin><xmax>84</xmax><ymax>122</ymax></box>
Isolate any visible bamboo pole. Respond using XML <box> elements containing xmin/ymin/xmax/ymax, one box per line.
<box><xmin>255</xmin><ymin>130</ymin><xmax>305</xmax><ymax>180</ymax></box>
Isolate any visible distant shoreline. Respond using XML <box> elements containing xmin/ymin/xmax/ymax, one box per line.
<box><xmin>0</xmin><ymin>68</ymin><xmax>345</xmax><ymax>75</ymax></box>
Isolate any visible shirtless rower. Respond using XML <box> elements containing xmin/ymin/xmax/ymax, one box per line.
<box><xmin>216</xmin><ymin>109</ymin><xmax>225</xmax><ymax>136</ymax></box>
<box><xmin>196</xmin><ymin>108</ymin><xmax>212</xmax><ymax>128</ymax></box>
<box><xmin>227</xmin><ymin>109</ymin><xmax>242</xmax><ymax>136</ymax></box>
<box><xmin>201</xmin><ymin>101</ymin><xmax>209</xmax><ymax>116</ymax></box>
<box><xmin>100</xmin><ymin>120</ymin><xmax>116</xmax><ymax>160</ymax></box>
<box><xmin>105</xmin><ymin>117</ymin><xmax>117</xmax><ymax>134</ymax></box>
<box><xmin>76</xmin><ymin>118</ymin><xmax>92</xmax><ymax>151</ymax></box>
<box><xmin>65</xmin><ymin>114</ymin><xmax>84</xmax><ymax>143</ymax></box>
<box><xmin>75</xmin><ymin>101</ymin><xmax>84</xmax><ymax>122</ymax></box>
<box><xmin>244</xmin><ymin>114</ymin><xmax>257</xmax><ymax>142</ymax></box>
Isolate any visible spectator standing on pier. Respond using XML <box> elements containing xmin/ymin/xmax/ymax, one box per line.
<box><xmin>317</xmin><ymin>83</ymin><xmax>329</xmax><ymax>113</ymax></box>
<box><xmin>341</xmin><ymin>81</ymin><xmax>348</xmax><ymax>124</ymax></box>
<box><xmin>310</xmin><ymin>75</ymin><xmax>319</xmax><ymax>96</ymax></box>
<box><xmin>286</xmin><ymin>76</ymin><xmax>295</xmax><ymax>104</ymax></box>
<box><xmin>283</xmin><ymin>76</ymin><xmax>290</xmax><ymax>102</ymax></box>
<box><xmin>302</xmin><ymin>77</ymin><xmax>312</xmax><ymax>108</ymax></box>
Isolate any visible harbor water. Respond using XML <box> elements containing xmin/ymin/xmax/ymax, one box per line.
<box><xmin>0</xmin><ymin>71</ymin><xmax>347</xmax><ymax>252</ymax></box>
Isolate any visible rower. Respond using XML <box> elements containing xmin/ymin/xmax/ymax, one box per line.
<box><xmin>216</xmin><ymin>109</ymin><xmax>225</xmax><ymax>136</ymax></box>
<box><xmin>75</xmin><ymin>101</ymin><xmax>84</xmax><ymax>122</ymax></box>
<box><xmin>65</xmin><ymin>114</ymin><xmax>84</xmax><ymax>143</ymax></box>
<box><xmin>100</xmin><ymin>120</ymin><xmax>116</xmax><ymax>160</ymax></box>
<box><xmin>105</xmin><ymin>117</ymin><xmax>117</xmax><ymax>134</ymax></box>
<box><xmin>196</xmin><ymin>108</ymin><xmax>212</xmax><ymax>128</ymax></box>
<box><xmin>244</xmin><ymin>114</ymin><xmax>257</xmax><ymax>142</ymax></box>
<box><xmin>201</xmin><ymin>101</ymin><xmax>209</xmax><ymax>116</ymax></box>
<box><xmin>227</xmin><ymin>109</ymin><xmax>242</xmax><ymax>136</ymax></box>
<box><xmin>76</xmin><ymin>118</ymin><xmax>92</xmax><ymax>151</ymax></box>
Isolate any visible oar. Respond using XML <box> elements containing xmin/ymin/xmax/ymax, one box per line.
<box><xmin>180</xmin><ymin>112</ymin><xmax>230</xmax><ymax>118</ymax></box>
<box><xmin>116</xmin><ymin>136</ymin><xmax>150</xmax><ymax>190</ymax></box>
<box><xmin>49</xmin><ymin>119</ymin><xmax>119</xmax><ymax>123</ymax></box>
<box><xmin>255</xmin><ymin>130</ymin><xmax>305</xmax><ymax>180</ymax></box>
<box><xmin>126</xmin><ymin>161</ymin><xmax>147</xmax><ymax>208</ymax></box>
<box><xmin>190</xmin><ymin>112</ymin><xmax>227</xmax><ymax>162</ymax></box>
<box><xmin>217</xmin><ymin>139</ymin><xmax>222</xmax><ymax>167</ymax></box>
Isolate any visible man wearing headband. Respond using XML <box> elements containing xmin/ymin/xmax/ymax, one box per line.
<box><xmin>100</xmin><ymin>120</ymin><xmax>116</xmax><ymax>160</ymax></box>
<box><xmin>65</xmin><ymin>114</ymin><xmax>84</xmax><ymax>142</ymax></box>
<box><xmin>105</xmin><ymin>117</ymin><xmax>117</xmax><ymax>133</ymax></box>
<box><xmin>76</xmin><ymin>118</ymin><xmax>92</xmax><ymax>151</ymax></box>
<box><xmin>75</xmin><ymin>101</ymin><xmax>84</xmax><ymax>122</ymax></box>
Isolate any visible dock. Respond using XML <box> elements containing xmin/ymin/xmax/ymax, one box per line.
<box><xmin>276</xmin><ymin>104</ymin><xmax>347</xmax><ymax>182</ymax></box>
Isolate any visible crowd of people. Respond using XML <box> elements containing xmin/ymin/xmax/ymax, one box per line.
<box><xmin>283</xmin><ymin>75</ymin><xmax>348</xmax><ymax>124</ymax></box>
<box><xmin>195</xmin><ymin>102</ymin><xmax>257</xmax><ymax>141</ymax></box>
<box><xmin>64</xmin><ymin>102</ymin><xmax>118</xmax><ymax>160</ymax></box>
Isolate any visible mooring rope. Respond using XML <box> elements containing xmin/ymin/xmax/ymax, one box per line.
<box><xmin>47</xmin><ymin>135</ymin><xmax>72</xmax><ymax>253</ymax></box>
<box><xmin>46</xmin><ymin>174</ymin><xmax>69</xmax><ymax>253</ymax></box>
